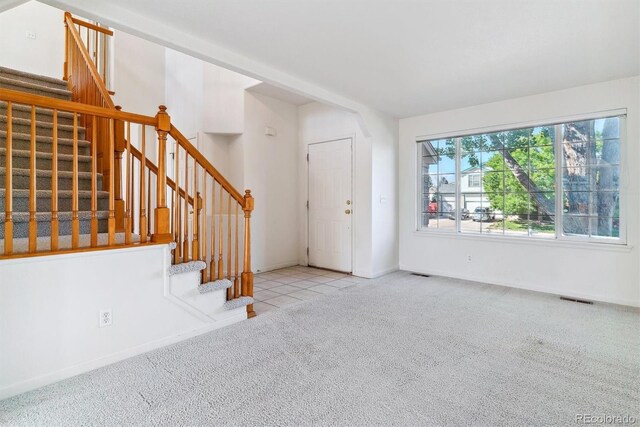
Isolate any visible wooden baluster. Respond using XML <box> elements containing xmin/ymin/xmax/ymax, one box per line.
<box><xmin>173</xmin><ymin>142</ymin><xmax>181</xmax><ymax>263</ymax></box>
<box><xmin>151</xmin><ymin>106</ymin><xmax>172</xmax><ymax>243</ymax></box>
<box><xmin>183</xmin><ymin>154</ymin><xmax>189</xmax><ymax>260</ymax></box>
<box><xmin>147</xmin><ymin>168</ymin><xmax>151</xmax><ymax>239</ymax></box>
<box><xmin>124</xmin><ymin>121</ymin><xmax>131</xmax><ymax>244</ymax></box>
<box><xmin>218</xmin><ymin>183</ymin><xmax>224</xmax><ymax>283</ymax></box>
<box><xmin>209</xmin><ymin>180</ymin><xmax>216</xmax><ymax>282</ymax></box>
<box><xmin>90</xmin><ymin>115</ymin><xmax>98</xmax><ymax>247</ymax></box>
<box><xmin>227</xmin><ymin>193</ymin><xmax>232</xmax><ymax>285</ymax></box>
<box><xmin>63</xmin><ymin>14</ymin><xmax>69</xmax><ymax>81</ymax></box>
<box><xmin>113</xmin><ymin>107</ymin><xmax>125</xmax><ymax>232</ymax></box>
<box><xmin>93</xmin><ymin>28</ymin><xmax>98</xmax><ymax>67</ymax></box>
<box><xmin>139</xmin><ymin>125</ymin><xmax>147</xmax><ymax>243</ymax></box>
<box><xmin>51</xmin><ymin>110</ymin><xmax>59</xmax><ymax>251</ymax></box>
<box><xmin>107</xmin><ymin>117</ymin><xmax>115</xmax><ymax>246</ymax></box>
<box><xmin>234</xmin><ymin>202</ymin><xmax>239</xmax><ymax>298</ymax></box>
<box><xmin>242</xmin><ymin>190</ymin><xmax>256</xmax><ymax>318</ymax></box>
<box><xmin>71</xmin><ymin>112</ymin><xmax>79</xmax><ymax>249</ymax></box>
<box><xmin>192</xmin><ymin>163</ymin><xmax>199</xmax><ymax>261</ymax></box>
<box><xmin>202</xmin><ymin>174</ymin><xmax>208</xmax><ymax>282</ymax></box>
<box><xmin>3</xmin><ymin>102</ymin><xmax>13</xmax><ymax>255</ymax></box>
<box><xmin>28</xmin><ymin>106</ymin><xmax>37</xmax><ymax>253</ymax></box>
<box><xmin>102</xmin><ymin>32</ymin><xmax>106</xmax><ymax>85</ymax></box>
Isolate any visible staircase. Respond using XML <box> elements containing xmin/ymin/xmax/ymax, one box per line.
<box><xmin>0</xmin><ymin>67</ymin><xmax>109</xmax><ymax>249</ymax></box>
<box><xmin>0</xmin><ymin>12</ymin><xmax>256</xmax><ymax>319</ymax></box>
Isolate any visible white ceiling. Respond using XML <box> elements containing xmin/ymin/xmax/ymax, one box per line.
<box><xmin>44</xmin><ymin>0</ymin><xmax>640</xmax><ymax>117</ymax></box>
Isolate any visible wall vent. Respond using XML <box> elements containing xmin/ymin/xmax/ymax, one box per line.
<box><xmin>560</xmin><ymin>296</ymin><xmax>594</xmax><ymax>305</ymax></box>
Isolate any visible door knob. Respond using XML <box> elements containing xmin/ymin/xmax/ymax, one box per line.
<box><xmin>345</xmin><ymin>209</ymin><xmax>351</xmax><ymax>214</ymax></box>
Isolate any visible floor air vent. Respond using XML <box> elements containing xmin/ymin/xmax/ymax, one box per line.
<box><xmin>411</xmin><ymin>273</ymin><xmax>430</xmax><ymax>278</ymax></box>
<box><xmin>560</xmin><ymin>296</ymin><xmax>594</xmax><ymax>305</ymax></box>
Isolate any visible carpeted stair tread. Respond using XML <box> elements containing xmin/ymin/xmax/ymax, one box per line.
<box><xmin>223</xmin><ymin>296</ymin><xmax>254</xmax><ymax>311</ymax></box>
<box><xmin>0</xmin><ymin>188</ymin><xmax>109</xmax><ymax>199</ymax></box>
<box><xmin>0</xmin><ymin>166</ymin><xmax>95</xmax><ymax>180</ymax></box>
<box><xmin>0</xmin><ymin>76</ymin><xmax>72</xmax><ymax>100</ymax></box>
<box><xmin>198</xmin><ymin>279</ymin><xmax>233</xmax><ymax>294</ymax></box>
<box><xmin>0</xmin><ymin>66</ymin><xmax>68</xmax><ymax>90</ymax></box>
<box><xmin>0</xmin><ymin>166</ymin><xmax>102</xmax><ymax>191</ymax></box>
<box><xmin>0</xmin><ymin>102</ymin><xmax>75</xmax><ymax>122</ymax></box>
<box><xmin>0</xmin><ymin>130</ymin><xmax>91</xmax><ymax>152</ymax></box>
<box><xmin>169</xmin><ymin>260</ymin><xmax>207</xmax><ymax>276</ymax></box>
<box><xmin>0</xmin><ymin>115</ymin><xmax>86</xmax><ymax>139</ymax></box>
<box><xmin>0</xmin><ymin>147</ymin><xmax>93</xmax><ymax>162</ymax></box>
<box><xmin>0</xmin><ymin>210</ymin><xmax>109</xmax><ymax>222</ymax></box>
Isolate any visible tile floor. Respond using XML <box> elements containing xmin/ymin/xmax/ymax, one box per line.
<box><xmin>253</xmin><ymin>266</ymin><xmax>369</xmax><ymax>314</ymax></box>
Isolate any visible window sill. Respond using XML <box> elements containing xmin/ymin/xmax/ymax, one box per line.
<box><xmin>411</xmin><ymin>230</ymin><xmax>633</xmax><ymax>253</ymax></box>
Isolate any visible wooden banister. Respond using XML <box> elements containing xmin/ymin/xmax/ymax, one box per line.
<box><xmin>169</xmin><ymin>126</ymin><xmax>244</xmax><ymax>205</ymax></box>
<box><xmin>69</xmin><ymin>16</ymin><xmax>114</xmax><ymax>36</ymax></box>
<box><xmin>64</xmin><ymin>12</ymin><xmax>114</xmax><ymax>109</ymax></box>
<box><xmin>1</xmin><ymin>12</ymin><xmax>255</xmax><ymax>317</ymax></box>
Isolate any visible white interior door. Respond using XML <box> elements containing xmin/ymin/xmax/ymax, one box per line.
<box><xmin>308</xmin><ymin>138</ymin><xmax>353</xmax><ymax>272</ymax></box>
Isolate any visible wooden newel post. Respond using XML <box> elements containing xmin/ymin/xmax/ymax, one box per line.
<box><xmin>241</xmin><ymin>189</ymin><xmax>256</xmax><ymax>318</ymax></box>
<box><xmin>113</xmin><ymin>106</ymin><xmax>125</xmax><ymax>232</ymax></box>
<box><xmin>151</xmin><ymin>105</ymin><xmax>173</xmax><ymax>243</ymax></box>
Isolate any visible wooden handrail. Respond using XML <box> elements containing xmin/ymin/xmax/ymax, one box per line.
<box><xmin>70</xmin><ymin>16</ymin><xmax>114</xmax><ymax>36</ymax></box>
<box><xmin>64</xmin><ymin>12</ymin><xmax>114</xmax><ymax>110</ymax></box>
<box><xmin>128</xmin><ymin>144</ymin><xmax>195</xmax><ymax>207</ymax></box>
<box><xmin>0</xmin><ymin>88</ymin><xmax>155</xmax><ymax>124</ymax></box>
<box><xmin>169</xmin><ymin>126</ymin><xmax>244</xmax><ymax>205</ymax></box>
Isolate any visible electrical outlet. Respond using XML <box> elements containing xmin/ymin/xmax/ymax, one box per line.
<box><xmin>99</xmin><ymin>309</ymin><xmax>112</xmax><ymax>328</ymax></box>
<box><xmin>26</xmin><ymin>31</ymin><xmax>36</xmax><ymax>40</ymax></box>
<box><xmin>467</xmin><ymin>255</ymin><xmax>472</xmax><ymax>262</ymax></box>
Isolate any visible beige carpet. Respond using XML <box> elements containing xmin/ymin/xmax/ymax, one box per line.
<box><xmin>1</xmin><ymin>271</ymin><xmax>638</xmax><ymax>426</ymax></box>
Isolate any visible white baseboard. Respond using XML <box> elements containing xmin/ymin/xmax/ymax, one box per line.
<box><xmin>399</xmin><ymin>264</ymin><xmax>640</xmax><ymax>308</ymax></box>
<box><xmin>0</xmin><ymin>314</ymin><xmax>246</xmax><ymax>401</ymax></box>
<box><xmin>371</xmin><ymin>265</ymin><xmax>399</xmax><ymax>278</ymax></box>
<box><xmin>254</xmin><ymin>260</ymin><xmax>299</xmax><ymax>273</ymax></box>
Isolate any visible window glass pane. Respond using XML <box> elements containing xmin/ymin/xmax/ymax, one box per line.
<box><xmin>530</xmin><ymin>215</ymin><xmax>556</xmax><ymax>238</ymax></box>
<box><xmin>595</xmin><ymin>140</ymin><xmax>620</xmax><ymax>166</ymax></box>
<box><xmin>591</xmin><ymin>217</ymin><xmax>620</xmax><ymax>238</ymax></box>
<box><xmin>418</xmin><ymin>115</ymin><xmax>622</xmax><ymax>242</ymax></box>
<box><xmin>595</xmin><ymin>167</ymin><xmax>620</xmax><ymax>191</ymax></box>
<box><xmin>562</xmin><ymin>215</ymin><xmax>590</xmax><ymax>236</ymax></box>
<box><xmin>562</xmin><ymin>167</ymin><xmax>589</xmax><ymax>192</ymax></box>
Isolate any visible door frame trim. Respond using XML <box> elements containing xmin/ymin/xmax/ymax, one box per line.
<box><xmin>306</xmin><ymin>136</ymin><xmax>355</xmax><ymax>273</ymax></box>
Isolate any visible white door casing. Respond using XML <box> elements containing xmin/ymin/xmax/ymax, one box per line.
<box><xmin>308</xmin><ymin>138</ymin><xmax>353</xmax><ymax>272</ymax></box>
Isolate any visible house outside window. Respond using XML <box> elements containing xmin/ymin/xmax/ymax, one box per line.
<box><xmin>417</xmin><ymin>114</ymin><xmax>624</xmax><ymax>243</ymax></box>
<box><xmin>467</xmin><ymin>174</ymin><xmax>481</xmax><ymax>188</ymax></box>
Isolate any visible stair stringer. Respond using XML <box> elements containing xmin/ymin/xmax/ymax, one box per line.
<box><xmin>163</xmin><ymin>245</ymin><xmax>248</xmax><ymax>324</ymax></box>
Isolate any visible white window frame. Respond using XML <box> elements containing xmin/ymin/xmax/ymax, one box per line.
<box><xmin>415</xmin><ymin>110</ymin><xmax>627</xmax><ymax>245</ymax></box>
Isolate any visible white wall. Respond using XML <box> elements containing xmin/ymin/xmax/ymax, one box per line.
<box><xmin>298</xmin><ymin>102</ymin><xmax>399</xmax><ymax>278</ymax></box>
<box><xmin>237</xmin><ymin>92</ymin><xmax>299</xmax><ymax>272</ymax></box>
<box><xmin>165</xmin><ymin>48</ymin><xmax>204</xmax><ymax>136</ymax></box>
<box><xmin>0</xmin><ymin>1</ymin><xmax>64</xmax><ymax>79</ymax></box>
<box><xmin>399</xmin><ymin>76</ymin><xmax>640</xmax><ymax>306</ymax></box>
<box><xmin>112</xmin><ymin>30</ymin><xmax>165</xmax><ymax>116</ymax></box>
<box><xmin>0</xmin><ymin>245</ymin><xmax>231</xmax><ymax>399</ymax></box>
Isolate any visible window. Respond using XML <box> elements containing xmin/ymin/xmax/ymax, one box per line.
<box><xmin>468</xmin><ymin>174</ymin><xmax>481</xmax><ymax>188</ymax></box>
<box><xmin>417</xmin><ymin>115</ymin><xmax>624</xmax><ymax>243</ymax></box>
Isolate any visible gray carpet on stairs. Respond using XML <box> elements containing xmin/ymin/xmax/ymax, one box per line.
<box><xmin>1</xmin><ymin>271</ymin><xmax>638</xmax><ymax>426</ymax></box>
<box><xmin>0</xmin><ymin>66</ymin><xmax>108</xmax><ymax>240</ymax></box>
